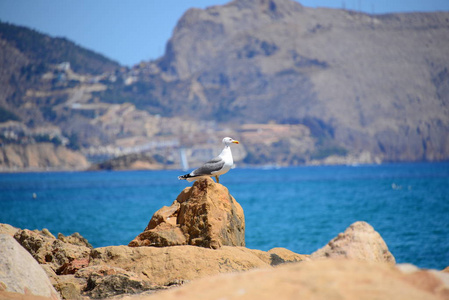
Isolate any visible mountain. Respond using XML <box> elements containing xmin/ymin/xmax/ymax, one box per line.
<box><xmin>0</xmin><ymin>21</ymin><xmax>121</xmax><ymax>170</ymax></box>
<box><xmin>108</xmin><ymin>0</ymin><xmax>449</xmax><ymax>162</ymax></box>
<box><xmin>1</xmin><ymin>0</ymin><xmax>449</xmax><ymax>171</ymax></box>
<box><xmin>0</xmin><ymin>21</ymin><xmax>120</xmax><ymax>122</ymax></box>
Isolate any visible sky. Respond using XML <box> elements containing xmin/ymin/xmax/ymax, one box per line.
<box><xmin>1</xmin><ymin>0</ymin><xmax>449</xmax><ymax>66</ymax></box>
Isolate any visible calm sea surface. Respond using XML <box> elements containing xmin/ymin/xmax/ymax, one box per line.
<box><xmin>1</xmin><ymin>163</ymin><xmax>448</xmax><ymax>270</ymax></box>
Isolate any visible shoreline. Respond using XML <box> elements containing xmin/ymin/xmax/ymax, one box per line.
<box><xmin>1</xmin><ymin>160</ymin><xmax>448</xmax><ymax>173</ymax></box>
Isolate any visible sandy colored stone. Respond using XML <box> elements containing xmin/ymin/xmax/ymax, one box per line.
<box><xmin>14</xmin><ymin>229</ymin><xmax>91</xmax><ymax>274</ymax></box>
<box><xmin>57</xmin><ymin>232</ymin><xmax>93</xmax><ymax>248</ymax></box>
<box><xmin>0</xmin><ymin>223</ymin><xmax>20</xmax><ymax>236</ymax></box>
<box><xmin>311</xmin><ymin>221</ymin><xmax>396</xmax><ymax>264</ymax></box>
<box><xmin>76</xmin><ymin>265</ymin><xmax>141</xmax><ymax>281</ymax></box>
<box><xmin>127</xmin><ymin>259</ymin><xmax>449</xmax><ymax>300</ymax></box>
<box><xmin>0</xmin><ymin>234</ymin><xmax>60</xmax><ymax>300</ymax></box>
<box><xmin>85</xmin><ymin>274</ymin><xmax>153</xmax><ymax>299</ymax></box>
<box><xmin>129</xmin><ymin>178</ymin><xmax>245</xmax><ymax>249</ymax></box>
<box><xmin>52</xmin><ymin>275</ymin><xmax>86</xmax><ymax>300</ymax></box>
<box><xmin>89</xmin><ymin>245</ymin><xmax>270</xmax><ymax>286</ymax></box>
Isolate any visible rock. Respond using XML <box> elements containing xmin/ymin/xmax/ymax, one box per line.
<box><xmin>85</xmin><ymin>274</ymin><xmax>153</xmax><ymax>299</ymax></box>
<box><xmin>89</xmin><ymin>245</ymin><xmax>270</xmax><ymax>287</ymax></box>
<box><xmin>58</xmin><ymin>232</ymin><xmax>93</xmax><ymax>249</ymax></box>
<box><xmin>0</xmin><ymin>223</ymin><xmax>19</xmax><ymax>236</ymax></box>
<box><xmin>40</xmin><ymin>264</ymin><xmax>87</xmax><ymax>300</ymax></box>
<box><xmin>52</xmin><ymin>275</ymin><xmax>86</xmax><ymax>300</ymax></box>
<box><xmin>75</xmin><ymin>265</ymin><xmax>160</xmax><ymax>299</ymax></box>
<box><xmin>141</xmin><ymin>259</ymin><xmax>449</xmax><ymax>300</ymax></box>
<box><xmin>76</xmin><ymin>265</ymin><xmax>138</xmax><ymax>280</ymax></box>
<box><xmin>40</xmin><ymin>228</ymin><xmax>57</xmax><ymax>239</ymax></box>
<box><xmin>14</xmin><ymin>229</ymin><xmax>91</xmax><ymax>274</ymax></box>
<box><xmin>59</xmin><ymin>258</ymin><xmax>90</xmax><ymax>275</ymax></box>
<box><xmin>129</xmin><ymin>178</ymin><xmax>245</xmax><ymax>249</ymax></box>
<box><xmin>310</xmin><ymin>221</ymin><xmax>396</xmax><ymax>264</ymax></box>
<box><xmin>267</xmin><ymin>247</ymin><xmax>310</xmax><ymax>265</ymax></box>
<box><xmin>0</xmin><ymin>234</ymin><xmax>61</xmax><ymax>300</ymax></box>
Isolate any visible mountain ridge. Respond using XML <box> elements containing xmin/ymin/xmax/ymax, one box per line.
<box><xmin>142</xmin><ymin>0</ymin><xmax>449</xmax><ymax>162</ymax></box>
<box><xmin>1</xmin><ymin>0</ymin><xmax>449</xmax><ymax>170</ymax></box>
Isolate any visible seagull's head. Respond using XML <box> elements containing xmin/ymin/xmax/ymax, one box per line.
<box><xmin>222</xmin><ymin>137</ymin><xmax>239</xmax><ymax>146</ymax></box>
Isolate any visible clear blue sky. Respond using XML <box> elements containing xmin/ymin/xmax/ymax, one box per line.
<box><xmin>1</xmin><ymin>0</ymin><xmax>448</xmax><ymax>66</ymax></box>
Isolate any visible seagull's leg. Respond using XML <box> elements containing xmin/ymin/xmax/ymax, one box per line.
<box><xmin>215</xmin><ymin>175</ymin><xmax>219</xmax><ymax>183</ymax></box>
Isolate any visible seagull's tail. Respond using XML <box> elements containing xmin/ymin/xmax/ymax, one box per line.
<box><xmin>178</xmin><ymin>174</ymin><xmax>190</xmax><ymax>180</ymax></box>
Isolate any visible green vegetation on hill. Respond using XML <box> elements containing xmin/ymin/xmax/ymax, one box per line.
<box><xmin>0</xmin><ymin>21</ymin><xmax>120</xmax><ymax>74</ymax></box>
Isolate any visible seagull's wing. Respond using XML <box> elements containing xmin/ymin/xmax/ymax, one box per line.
<box><xmin>190</xmin><ymin>156</ymin><xmax>225</xmax><ymax>176</ymax></box>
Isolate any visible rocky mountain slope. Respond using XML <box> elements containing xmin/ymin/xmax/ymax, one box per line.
<box><xmin>133</xmin><ymin>0</ymin><xmax>449</xmax><ymax>162</ymax></box>
<box><xmin>1</xmin><ymin>0</ymin><xmax>449</xmax><ymax>170</ymax></box>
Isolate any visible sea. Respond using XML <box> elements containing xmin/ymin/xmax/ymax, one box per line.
<box><xmin>1</xmin><ymin>162</ymin><xmax>448</xmax><ymax>270</ymax></box>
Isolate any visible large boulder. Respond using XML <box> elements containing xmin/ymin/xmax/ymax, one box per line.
<box><xmin>143</xmin><ymin>259</ymin><xmax>449</xmax><ymax>300</ymax></box>
<box><xmin>310</xmin><ymin>221</ymin><xmax>396</xmax><ymax>263</ymax></box>
<box><xmin>14</xmin><ymin>229</ymin><xmax>92</xmax><ymax>275</ymax></box>
<box><xmin>129</xmin><ymin>178</ymin><xmax>245</xmax><ymax>249</ymax></box>
<box><xmin>89</xmin><ymin>245</ymin><xmax>296</xmax><ymax>286</ymax></box>
<box><xmin>0</xmin><ymin>234</ymin><xmax>61</xmax><ymax>300</ymax></box>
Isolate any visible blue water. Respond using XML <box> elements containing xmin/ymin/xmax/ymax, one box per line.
<box><xmin>1</xmin><ymin>163</ymin><xmax>448</xmax><ymax>270</ymax></box>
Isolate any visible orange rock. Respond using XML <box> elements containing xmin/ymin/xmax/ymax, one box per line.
<box><xmin>89</xmin><ymin>245</ymin><xmax>270</xmax><ymax>286</ymax></box>
<box><xmin>129</xmin><ymin>178</ymin><xmax>245</xmax><ymax>249</ymax></box>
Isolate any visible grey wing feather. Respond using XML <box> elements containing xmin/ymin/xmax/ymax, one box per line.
<box><xmin>191</xmin><ymin>156</ymin><xmax>225</xmax><ymax>176</ymax></box>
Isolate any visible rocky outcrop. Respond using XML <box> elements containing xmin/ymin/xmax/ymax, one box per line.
<box><xmin>4</xmin><ymin>223</ymin><xmax>308</xmax><ymax>299</ymax></box>
<box><xmin>144</xmin><ymin>259</ymin><xmax>449</xmax><ymax>300</ymax></box>
<box><xmin>147</xmin><ymin>0</ymin><xmax>449</xmax><ymax>163</ymax></box>
<box><xmin>0</xmin><ymin>234</ymin><xmax>61</xmax><ymax>300</ymax></box>
<box><xmin>90</xmin><ymin>245</ymin><xmax>269</xmax><ymax>286</ymax></box>
<box><xmin>310</xmin><ymin>221</ymin><xmax>396</xmax><ymax>264</ymax></box>
<box><xmin>6</xmin><ymin>218</ymin><xmax>448</xmax><ymax>300</ymax></box>
<box><xmin>129</xmin><ymin>178</ymin><xmax>245</xmax><ymax>249</ymax></box>
<box><xmin>0</xmin><ymin>143</ymin><xmax>89</xmax><ymax>171</ymax></box>
<box><xmin>14</xmin><ymin>229</ymin><xmax>92</xmax><ymax>275</ymax></box>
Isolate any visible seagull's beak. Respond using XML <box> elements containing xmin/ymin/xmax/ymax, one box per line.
<box><xmin>232</xmin><ymin>140</ymin><xmax>240</xmax><ymax>144</ymax></box>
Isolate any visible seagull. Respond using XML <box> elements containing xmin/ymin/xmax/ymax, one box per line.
<box><xmin>178</xmin><ymin>137</ymin><xmax>240</xmax><ymax>183</ymax></box>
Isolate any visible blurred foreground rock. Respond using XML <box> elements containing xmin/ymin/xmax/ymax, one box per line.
<box><xmin>139</xmin><ymin>259</ymin><xmax>449</xmax><ymax>300</ymax></box>
<box><xmin>311</xmin><ymin>221</ymin><xmax>396</xmax><ymax>264</ymax></box>
<box><xmin>129</xmin><ymin>178</ymin><xmax>245</xmax><ymax>249</ymax></box>
<box><xmin>0</xmin><ymin>234</ymin><xmax>61</xmax><ymax>300</ymax></box>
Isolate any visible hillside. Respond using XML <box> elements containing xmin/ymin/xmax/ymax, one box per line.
<box><xmin>0</xmin><ymin>21</ymin><xmax>120</xmax><ymax>122</ymax></box>
<box><xmin>1</xmin><ymin>0</ymin><xmax>449</xmax><ymax>171</ymax></box>
<box><xmin>126</xmin><ymin>0</ymin><xmax>448</xmax><ymax>162</ymax></box>
<box><xmin>0</xmin><ymin>21</ymin><xmax>119</xmax><ymax>75</ymax></box>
